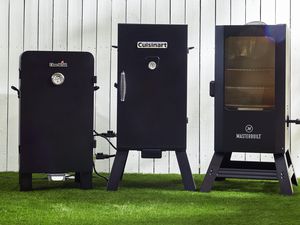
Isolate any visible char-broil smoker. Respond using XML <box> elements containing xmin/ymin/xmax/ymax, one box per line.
<box><xmin>16</xmin><ymin>51</ymin><xmax>96</xmax><ymax>191</ymax></box>
<box><xmin>107</xmin><ymin>24</ymin><xmax>195</xmax><ymax>191</ymax></box>
<box><xmin>201</xmin><ymin>24</ymin><xmax>298</xmax><ymax>195</ymax></box>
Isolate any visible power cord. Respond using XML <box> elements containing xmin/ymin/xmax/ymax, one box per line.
<box><xmin>93</xmin><ymin>161</ymin><xmax>108</xmax><ymax>182</ymax></box>
<box><xmin>93</xmin><ymin>130</ymin><xmax>117</xmax><ymax>151</ymax></box>
<box><xmin>92</xmin><ymin>130</ymin><xmax>118</xmax><ymax>182</ymax></box>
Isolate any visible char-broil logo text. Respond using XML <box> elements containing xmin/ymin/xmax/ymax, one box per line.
<box><xmin>49</xmin><ymin>60</ymin><xmax>68</xmax><ymax>68</ymax></box>
<box><xmin>236</xmin><ymin>124</ymin><xmax>262</xmax><ymax>140</ymax></box>
<box><xmin>137</xmin><ymin>41</ymin><xmax>168</xmax><ymax>49</ymax></box>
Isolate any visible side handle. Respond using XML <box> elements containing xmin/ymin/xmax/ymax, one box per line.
<box><xmin>209</xmin><ymin>81</ymin><xmax>215</xmax><ymax>97</ymax></box>
<box><xmin>11</xmin><ymin>86</ymin><xmax>20</xmax><ymax>98</ymax></box>
<box><xmin>120</xmin><ymin>71</ymin><xmax>126</xmax><ymax>102</ymax></box>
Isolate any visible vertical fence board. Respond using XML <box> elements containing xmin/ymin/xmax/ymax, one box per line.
<box><xmin>39</xmin><ymin>0</ymin><xmax>53</xmax><ymax>50</ymax></box>
<box><xmin>186</xmin><ymin>0</ymin><xmax>200</xmax><ymax>174</ymax></box>
<box><xmin>68</xmin><ymin>0</ymin><xmax>82</xmax><ymax>51</ymax></box>
<box><xmin>291</xmin><ymin>0</ymin><xmax>300</xmax><ymax>178</ymax></box>
<box><xmin>53</xmin><ymin>0</ymin><xmax>67</xmax><ymax>51</ymax></box>
<box><xmin>276</xmin><ymin>0</ymin><xmax>290</xmax><ymax>25</ymax></box>
<box><xmin>200</xmin><ymin>0</ymin><xmax>216</xmax><ymax>173</ymax></box>
<box><xmin>0</xmin><ymin>0</ymin><xmax>9</xmax><ymax>171</ymax></box>
<box><xmin>7</xmin><ymin>0</ymin><xmax>24</xmax><ymax>171</ymax></box>
<box><xmin>110</xmin><ymin>0</ymin><xmax>126</xmax><ymax>171</ymax></box>
<box><xmin>95</xmin><ymin>0</ymin><xmax>112</xmax><ymax>173</ymax></box>
<box><xmin>24</xmin><ymin>0</ymin><xmax>38</xmax><ymax>51</ymax></box>
<box><xmin>231</xmin><ymin>0</ymin><xmax>246</xmax><ymax>25</ymax></box>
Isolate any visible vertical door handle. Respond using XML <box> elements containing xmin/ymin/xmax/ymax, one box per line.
<box><xmin>120</xmin><ymin>71</ymin><xmax>126</xmax><ymax>102</ymax></box>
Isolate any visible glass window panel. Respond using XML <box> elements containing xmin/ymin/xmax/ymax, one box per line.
<box><xmin>224</xmin><ymin>36</ymin><xmax>275</xmax><ymax>110</ymax></box>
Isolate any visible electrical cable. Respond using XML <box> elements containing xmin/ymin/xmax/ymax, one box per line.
<box><xmin>102</xmin><ymin>137</ymin><xmax>117</xmax><ymax>151</ymax></box>
<box><xmin>93</xmin><ymin>130</ymin><xmax>118</xmax><ymax>151</ymax></box>
<box><xmin>92</xmin><ymin>161</ymin><xmax>108</xmax><ymax>182</ymax></box>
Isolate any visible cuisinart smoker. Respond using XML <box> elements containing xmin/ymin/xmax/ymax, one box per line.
<box><xmin>201</xmin><ymin>24</ymin><xmax>298</xmax><ymax>195</ymax></box>
<box><xmin>107</xmin><ymin>24</ymin><xmax>195</xmax><ymax>191</ymax></box>
<box><xmin>16</xmin><ymin>51</ymin><xmax>96</xmax><ymax>191</ymax></box>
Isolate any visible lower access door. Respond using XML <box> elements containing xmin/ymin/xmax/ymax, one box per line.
<box><xmin>19</xmin><ymin>51</ymin><xmax>94</xmax><ymax>173</ymax></box>
<box><xmin>117</xmin><ymin>24</ymin><xmax>188</xmax><ymax>151</ymax></box>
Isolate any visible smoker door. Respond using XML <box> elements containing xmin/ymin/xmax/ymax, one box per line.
<box><xmin>19</xmin><ymin>51</ymin><xmax>94</xmax><ymax>173</ymax></box>
<box><xmin>117</xmin><ymin>24</ymin><xmax>187</xmax><ymax>151</ymax></box>
<box><xmin>215</xmin><ymin>25</ymin><xmax>287</xmax><ymax>153</ymax></box>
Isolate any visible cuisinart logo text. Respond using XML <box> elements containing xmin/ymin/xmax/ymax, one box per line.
<box><xmin>49</xmin><ymin>60</ymin><xmax>68</xmax><ymax>68</ymax></box>
<box><xmin>137</xmin><ymin>41</ymin><xmax>168</xmax><ymax>49</ymax></box>
<box><xmin>236</xmin><ymin>124</ymin><xmax>262</xmax><ymax>140</ymax></box>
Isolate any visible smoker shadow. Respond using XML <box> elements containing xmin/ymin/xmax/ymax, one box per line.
<box><xmin>117</xmin><ymin>174</ymin><xmax>194</xmax><ymax>190</ymax></box>
<box><xmin>211</xmin><ymin>179</ymin><xmax>282</xmax><ymax>194</ymax></box>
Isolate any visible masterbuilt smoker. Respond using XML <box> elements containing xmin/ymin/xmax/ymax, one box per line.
<box><xmin>13</xmin><ymin>51</ymin><xmax>96</xmax><ymax>191</ymax></box>
<box><xmin>200</xmin><ymin>24</ymin><xmax>298</xmax><ymax>195</ymax></box>
<box><xmin>107</xmin><ymin>24</ymin><xmax>196</xmax><ymax>191</ymax></box>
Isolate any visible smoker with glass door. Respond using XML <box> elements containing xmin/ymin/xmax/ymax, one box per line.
<box><xmin>200</xmin><ymin>24</ymin><xmax>298</xmax><ymax>195</ymax></box>
<box><xmin>107</xmin><ymin>24</ymin><xmax>195</xmax><ymax>191</ymax></box>
<box><xmin>15</xmin><ymin>51</ymin><xmax>96</xmax><ymax>191</ymax></box>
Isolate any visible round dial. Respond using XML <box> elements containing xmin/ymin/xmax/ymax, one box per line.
<box><xmin>51</xmin><ymin>73</ymin><xmax>65</xmax><ymax>85</ymax></box>
<box><xmin>148</xmin><ymin>61</ymin><xmax>157</xmax><ymax>70</ymax></box>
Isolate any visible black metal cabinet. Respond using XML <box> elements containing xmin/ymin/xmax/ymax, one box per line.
<box><xmin>201</xmin><ymin>25</ymin><xmax>298</xmax><ymax>195</ymax></box>
<box><xmin>214</xmin><ymin>25</ymin><xmax>288</xmax><ymax>153</ymax></box>
<box><xmin>117</xmin><ymin>24</ymin><xmax>187</xmax><ymax>151</ymax></box>
<box><xmin>108</xmin><ymin>24</ymin><xmax>195</xmax><ymax>191</ymax></box>
<box><xmin>19</xmin><ymin>51</ymin><xmax>95</xmax><ymax>190</ymax></box>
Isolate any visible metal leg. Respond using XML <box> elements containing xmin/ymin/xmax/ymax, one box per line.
<box><xmin>107</xmin><ymin>150</ymin><xmax>129</xmax><ymax>191</ymax></box>
<box><xmin>274</xmin><ymin>153</ymin><xmax>293</xmax><ymax>195</ymax></box>
<box><xmin>79</xmin><ymin>171</ymin><xmax>93</xmax><ymax>189</ymax></box>
<box><xmin>175</xmin><ymin>151</ymin><xmax>196</xmax><ymax>191</ymax></box>
<box><xmin>19</xmin><ymin>172</ymin><xmax>32</xmax><ymax>191</ymax></box>
<box><xmin>285</xmin><ymin>151</ymin><xmax>298</xmax><ymax>186</ymax></box>
<box><xmin>215</xmin><ymin>153</ymin><xmax>232</xmax><ymax>181</ymax></box>
<box><xmin>291</xmin><ymin>173</ymin><xmax>298</xmax><ymax>186</ymax></box>
<box><xmin>200</xmin><ymin>152</ymin><xmax>225</xmax><ymax>192</ymax></box>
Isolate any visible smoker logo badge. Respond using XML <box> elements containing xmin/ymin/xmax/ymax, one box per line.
<box><xmin>49</xmin><ymin>60</ymin><xmax>68</xmax><ymax>68</ymax></box>
<box><xmin>245</xmin><ymin>124</ymin><xmax>253</xmax><ymax>133</ymax></box>
<box><xmin>137</xmin><ymin>41</ymin><xmax>168</xmax><ymax>49</ymax></box>
<box><xmin>236</xmin><ymin>124</ymin><xmax>262</xmax><ymax>140</ymax></box>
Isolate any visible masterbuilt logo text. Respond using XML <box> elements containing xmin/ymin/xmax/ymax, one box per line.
<box><xmin>236</xmin><ymin>124</ymin><xmax>262</xmax><ymax>140</ymax></box>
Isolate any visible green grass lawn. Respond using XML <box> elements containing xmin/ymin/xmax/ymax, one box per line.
<box><xmin>0</xmin><ymin>172</ymin><xmax>299</xmax><ymax>225</ymax></box>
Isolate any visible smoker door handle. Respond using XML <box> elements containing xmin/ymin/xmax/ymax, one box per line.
<box><xmin>120</xmin><ymin>71</ymin><xmax>126</xmax><ymax>102</ymax></box>
<box><xmin>209</xmin><ymin>81</ymin><xmax>215</xmax><ymax>97</ymax></box>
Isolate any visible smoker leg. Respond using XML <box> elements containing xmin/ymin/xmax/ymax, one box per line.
<box><xmin>291</xmin><ymin>173</ymin><xmax>298</xmax><ymax>186</ymax></box>
<box><xmin>75</xmin><ymin>172</ymin><xmax>80</xmax><ymax>183</ymax></box>
<box><xmin>19</xmin><ymin>172</ymin><xmax>32</xmax><ymax>191</ymax></box>
<box><xmin>79</xmin><ymin>171</ymin><xmax>93</xmax><ymax>189</ymax></box>
<box><xmin>274</xmin><ymin>153</ymin><xmax>293</xmax><ymax>195</ymax></box>
<box><xmin>200</xmin><ymin>152</ymin><xmax>225</xmax><ymax>192</ymax></box>
<box><xmin>175</xmin><ymin>151</ymin><xmax>196</xmax><ymax>191</ymax></box>
<box><xmin>285</xmin><ymin>150</ymin><xmax>298</xmax><ymax>186</ymax></box>
<box><xmin>215</xmin><ymin>153</ymin><xmax>232</xmax><ymax>181</ymax></box>
<box><xmin>107</xmin><ymin>151</ymin><xmax>129</xmax><ymax>191</ymax></box>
